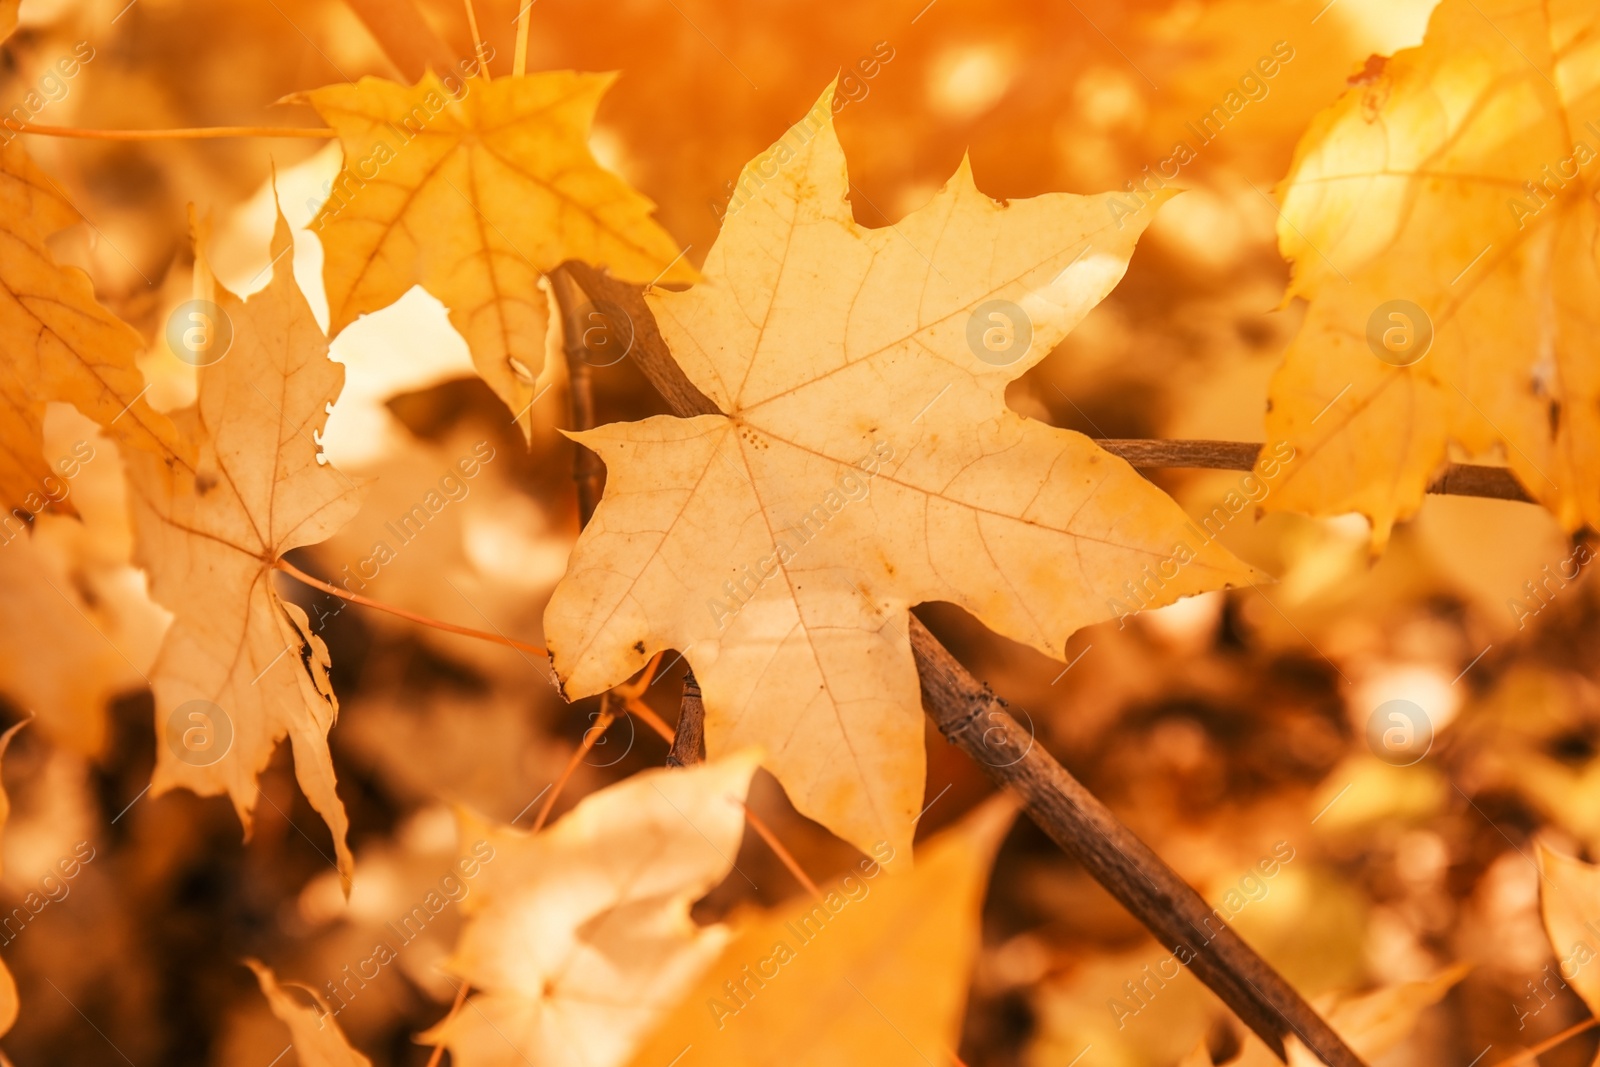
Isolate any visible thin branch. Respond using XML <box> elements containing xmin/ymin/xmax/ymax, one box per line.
<box><xmin>550</xmin><ymin>267</ymin><xmax>606</xmax><ymax>524</ymax></box>
<box><xmin>273</xmin><ymin>558</ymin><xmax>549</xmax><ymax>657</ymax></box>
<box><xmin>1097</xmin><ymin>438</ymin><xmax>1534</xmax><ymax>503</ymax></box>
<box><xmin>667</xmin><ymin>670</ymin><xmax>707</xmax><ymax>768</ymax></box>
<box><xmin>564</xmin><ymin>264</ymin><xmax>1370</xmax><ymax>1067</ymax></box>
<box><xmin>6</xmin><ymin>124</ymin><xmax>335</xmax><ymax>140</ymax></box>
<box><xmin>1488</xmin><ymin>1015</ymin><xmax>1600</xmax><ymax>1067</ymax></box>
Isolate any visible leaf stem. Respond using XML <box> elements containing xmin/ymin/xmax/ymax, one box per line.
<box><xmin>462</xmin><ymin>0</ymin><xmax>491</xmax><ymax>80</ymax></box>
<box><xmin>272</xmin><ymin>558</ymin><xmax>549</xmax><ymax>658</ymax></box>
<box><xmin>532</xmin><ymin>694</ymin><xmax>615</xmax><ymax>833</ymax></box>
<box><xmin>740</xmin><ymin>801</ymin><xmax>822</xmax><ymax>898</ymax></box>
<box><xmin>513</xmin><ymin>0</ymin><xmax>532</xmax><ymax>77</ymax></box>
<box><xmin>6</xmin><ymin>123</ymin><xmax>336</xmax><ymax>140</ymax></box>
<box><xmin>1489</xmin><ymin>1015</ymin><xmax>1600</xmax><ymax>1067</ymax></box>
<box><xmin>623</xmin><ymin>696</ymin><xmax>675</xmax><ymax>743</ymax></box>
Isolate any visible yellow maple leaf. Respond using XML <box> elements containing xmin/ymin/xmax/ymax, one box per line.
<box><xmin>1537</xmin><ymin>842</ymin><xmax>1600</xmax><ymax>1024</ymax></box>
<box><xmin>248</xmin><ymin>959</ymin><xmax>373</xmax><ymax>1067</ymax></box>
<box><xmin>1260</xmin><ymin>0</ymin><xmax>1600</xmax><ymax>545</ymax></box>
<box><xmin>302</xmin><ymin>71</ymin><xmax>695</xmax><ymax>435</ymax></box>
<box><xmin>0</xmin><ymin>124</ymin><xmax>188</xmax><ymax>518</ymax></box>
<box><xmin>1198</xmin><ymin>964</ymin><xmax>1468</xmax><ymax>1066</ymax></box>
<box><xmin>544</xmin><ymin>85</ymin><xmax>1258</xmax><ymax>858</ymax></box>
<box><xmin>625</xmin><ymin>796</ymin><xmax>1015</xmax><ymax>1067</ymax></box>
<box><xmin>125</xmin><ymin>206</ymin><xmax>362</xmax><ymax>890</ymax></box>
<box><xmin>424</xmin><ymin>753</ymin><xmax>761</xmax><ymax>1067</ymax></box>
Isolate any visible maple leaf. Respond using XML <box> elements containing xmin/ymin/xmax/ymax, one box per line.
<box><xmin>126</xmin><ymin>206</ymin><xmax>362</xmax><ymax>890</ymax></box>
<box><xmin>1259</xmin><ymin>0</ymin><xmax>1600</xmax><ymax>545</ymax></box>
<box><xmin>1181</xmin><ymin>965</ymin><xmax>1467</xmax><ymax>1066</ymax></box>
<box><xmin>626</xmin><ymin>797</ymin><xmax>1015</xmax><ymax>1067</ymax></box>
<box><xmin>544</xmin><ymin>85</ymin><xmax>1259</xmax><ymax>858</ymax></box>
<box><xmin>423</xmin><ymin>753</ymin><xmax>760</xmax><ymax>1067</ymax></box>
<box><xmin>301</xmin><ymin>71</ymin><xmax>695</xmax><ymax>435</ymax></box>
<box><xmin>0</xmin><ymin>719</ymin><xmax>24</xmax><ymax>1040</ymax></box>
<box><xmin>0</xmin><ymin>124</ymin><xmax>189</xmax><ymax>517</ymax></box>
<box><xmin>1537</xmin><ymin>842</ymin><xmax>1600</xmax><ymax>1031</ymax></box>
<box><xmin>248</xmin><ymin>959</ymin><xmax>372</xmax><ymax>1067</ymax></box>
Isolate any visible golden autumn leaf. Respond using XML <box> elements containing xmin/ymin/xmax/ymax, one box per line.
<box><xmin>1260</xmin><ymin>0</ymin><xmax>1600</xmax><ymax>544</ymax></box>
<box><xmin>1281</xmin><ymin>967</ymin><xmax>1468</xmax><ymax>1067</ymax></box>
<box><xmin>302</xmin><ymin>71</ymin><xmax>695</xmax><ymax>435</ymax></box>
<box><xmin>0</xmin><ymin>718</ymin><xmax>25</xmax><ymax>1039</ymax></box>
<box><xmin>625</xmin><ymin>796</ymin><xmax>1015</xmax><ymax>1067</ymax></box>
<box><xmin>1537</xmin><ymin>842</ymin><xmax>1600</xmax><ymax>1021</ymax></box>
<box><xmin>1203</xmin><ymin>965</ymin><xmax>1468</xmax><ymax>1067</ymax></box>
<box><xmin>248</xmin><ymin>959</ymin><xmax>373</xmax><ymax>1067</ymax></box>
<box><xmin>424</xmin><ymin>753</ymin><xmax>761</xmax><ymax>1067</ymax></box>
<box><xmin>544</xmin><ymin>85</ymin><xmax>1259</xmax><ymax>858</ymax></box>
<box><xmin>0</xmin><ymin>122</ymin><xmax>188</xmax><ymax>518</ymax></box>
<box><xmin>125</xmin><ymin>205</ymin><xmax>361</xmax><ymax>890</ymax></box>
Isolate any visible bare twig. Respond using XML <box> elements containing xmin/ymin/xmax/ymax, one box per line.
<box><xmin>1097</xmin><ymin>438</ymin><xmax>1533</xmax><ymax>503</ymax></box>
<box><xmin>564</xmin><ymin>264</ymin><xmax>1370</xmax><ymax>1067</ymax></box>
<box><xmin>550</xmin><ymin>267</ymin><xmax>607</xmax><ymax>524</ymax></box>
<box><xmin>666</xmin><ymin>670</ymin><xmax>707</xmax><ymax>768</ymax></box>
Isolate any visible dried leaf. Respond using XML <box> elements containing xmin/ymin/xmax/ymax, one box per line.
<box><xmin>303</xmin><ymin>72</ymin><xmax>694</xmax><ymax>435</ymax></box>
<box><xmin>545</xmin><ymin>85</ymin><xmax>1258</xmax><ymax>857</ymax></box>
<box><xmin>248</xmin><ymin>959</ymin><xmax>372</xmax><ymax>1067</ymax></box>
<box><xmin>626</xmin><ymin>796</ymin><xmax>1016</xmax><ymax>1067</ymax></box>
<box><xmin>1538</xmin><ymin>842</ymin><xmax>1600</xmax><ymax>1017</ymax></box>
<box><xmin>126</xmin><ymin>205</ymin><xmax>361</xmax><ymax>890</ymax></box>
<box><xmin>0</xmin><ymin>135</ymin><xmax>188</xmax><ymax>516</ymax></box>
<box><xmin>1261</xmin><ymin>0</ymin><xmax>1600</xmax><ymax>544</ymax></box>
<box><xmin>424</xmin><ymin>753</ymin><xmax>761</xmax><ymax>1067</ymax></box>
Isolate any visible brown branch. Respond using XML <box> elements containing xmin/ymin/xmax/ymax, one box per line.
<box><xmin>666</xmin><ymin>670</ymin><xmax>707</xmax><ymax>768</ymax></box>
<box><xmin>1097</xmin><ymin>439</ymin><xmax>1534</xmax><ymax>503</ymax></box>
<box><xmin>565</xmin><ymin>264</ymin><xmax>1369</xmax><ymax>1067</ymax></box>
<box><xmin>911</xmin><ymin>625</ymin><xmax>1360</xmax><ymax>1066</ymax></box>
<box><xmin>550</xmin><ymin>267</ymin><xmax>607</xmax><ymax>525</ymax></box>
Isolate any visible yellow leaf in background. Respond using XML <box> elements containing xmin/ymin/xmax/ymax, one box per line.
<box><xmin>248</xmin><ymin>959</ymin><xmax>372</xmax><ymax>1067</ymax></box>
<box><xmin>1216</xmin><ymin>965</ymin><xmax>1467</xmax><ymax>1066</ymax></box>
<box><xmin>303</xmin><ymin>72</ymin><xmax>695</xmax><ymax>436</ymax></box>
<box><xmin>0</xmin><ymin>0</ymin><xmax>15</xmax><ymax>41</ymax></box>
<box><xmin>0</xmin><ymin>137</ymin><xmax>189</xmax><ymax>518</ymax></box>
<box><xmin>544</xmin><ymin>84</ymin><xmax>1259</xmax><ymax>859</ymax></box>
<box><xmin>125</xmin><ymin>206</ymin><xmax>361</xmax><ymax>891</ymax></box>
<box><xmin>425</xmin><ymin>754</ymin><xmax>761</xmax><ymax>1067</ymax></box>
<box><xmin>0</xmin><ymin>718</ymin><xmax>27</xmax><ymax>1038</ymax></box>
<box><xmin>1260</xmin><ymin>0</ymin><xmax>1600</xmax><ymax>545</ymax></box>
<box><xmin>1538</xmin><ymin>842</ymin><xmax>1600</xmax><ymax>1017</ymax></box>
<box><xmin>626</xmin><ymin>796</ymin><xmax>1016</xmax><ymax>1067</ymax></box>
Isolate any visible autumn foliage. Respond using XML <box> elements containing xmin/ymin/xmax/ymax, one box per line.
<box><xmin>0</xmin><ymin>0</ymin><xmax>1599</xmax><ymax>1065</ymax></box>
